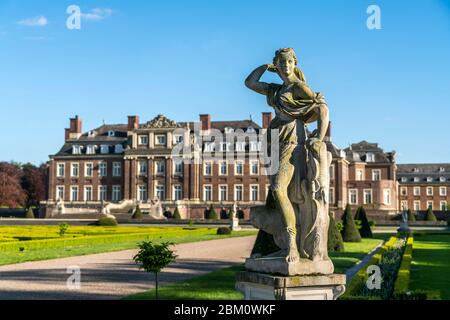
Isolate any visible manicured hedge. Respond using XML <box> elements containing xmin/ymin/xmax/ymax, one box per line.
<box><xmin>393</xmin><ymin>236</ymin><xmax>414</xmax><ymax>295</ymax></box>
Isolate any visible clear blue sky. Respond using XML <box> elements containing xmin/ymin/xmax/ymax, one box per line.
<box><xmin>0</xmin><ymin>0</ymin><xmax>449</xmax><ymax>165</ymax></box>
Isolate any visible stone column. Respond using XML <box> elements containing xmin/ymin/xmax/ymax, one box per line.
<box><xmin>183</xmin><ymin>161</ymin><xmax>190</xmax><ymax>199</ymax></box>
<box><xmin>130</xmin><ymin>159</ymin><xmax>137</xmax><ymax>200</ymax></box>
<box><xmin>148</xmin><ymin>158</ymin><xmax>154</xmax><ymax>200</ymax></box>
<box><xmin>124</xmin><ymin>159</ymin><xmax>130</xmax><ymax>199</ymax></box>
<box><xmin>165</xmin><ymin>157</ymin><xmax>172</xmax><ymax>201</ymax></box>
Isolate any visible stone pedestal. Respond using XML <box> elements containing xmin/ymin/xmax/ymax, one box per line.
<box><xmin>245</xmin><ymin>256</ymin><xmax>334</xmax><ymax>276</ymax></box>
<box><xmin>236</xmin><ymin>271</ymin><xmax>346</xmax><ymax>300</ymax></box>
<box><xmin>230</xmin><ymin>218</ymin><xmax>241</xmax><ymax>231</ymax></box>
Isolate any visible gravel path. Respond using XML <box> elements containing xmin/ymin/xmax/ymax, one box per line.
<box><xmin>0</xmin><ymin>236</ymin><xmax>256</xmax><ymax>300</ymax></box>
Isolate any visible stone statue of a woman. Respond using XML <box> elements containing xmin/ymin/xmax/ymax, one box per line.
<box><xmin>245</xmin><ymin>48</ymin><xmax>334</xmax><ymax>275</ymax></box>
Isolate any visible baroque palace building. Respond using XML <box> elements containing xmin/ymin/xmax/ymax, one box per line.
<box><xmin>43</xmin><ymin>113</ymin><xmax>449</xmax><ymax>219</ymax></box>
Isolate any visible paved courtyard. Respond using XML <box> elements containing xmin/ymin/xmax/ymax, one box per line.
<box><xmin>0</xmin><ymin>236</ymin><xmax>256</xmax><ymax>300</ymax></box>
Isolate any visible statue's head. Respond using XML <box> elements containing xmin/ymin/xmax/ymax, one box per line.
<box><xmin>273</xmin><ymin>48</ymin><xmax>305</xmax><ymax>82</ymax></box>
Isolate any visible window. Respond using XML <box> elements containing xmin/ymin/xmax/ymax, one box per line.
<box><xmin>413</xmin><ymin>187</ymin><xmax>420</xmax><ymax>196</ymax></box>
<box><xmin>427</xmin><ymin>201</ymin><xmax>433</xmax><ymax>210</ymax></box>
<box><xmin>113</xmin><ymin>162</ymin><xmax>122</xmax><ymax>177</ymax></box>
<box><xmin>426</xmin><ymin>187</ymin><xmax>433</xmax><ymax>196</ymax></box>
<box><xmin>138</xmin><ymin>160</ymin><xmax>148</xmax><ymax>176</ymax></box>
<box><xmin>440</xmin><ymin>177</ymin><xmax>446</xmax><ymax>182</ymax></box>
<box><xmin>84</xmin><ymin>186</ymin><xmax>92</xmax><ymax>201</ymax></box>
<box><xmin>139</xmin><ymin>135</ymin><xmax>148</xmax><ymax>145</ymax></box>
<box><xmin>108</xmin><ymin>130</ymin><xmax>115</xmax><ymax>137</ymax></box>
<box><xmin>155</xmin><ymin>134</ymin><xmax>166</xmax><ymax>146</ymax></box>
<box><xmin>383</xmin><ymin>189</ymin><xmax>391</xmax><ymax>205</ymax></box>
<box><xmin>363</xmin><ymin>189</ymin><xmax>372</xmax><ymax>204</ymax></box>
<box><xmin>71</xmin><ymin>163</ymin><xmax>79</xmax><ymax>177</ymax></box>
<box><xmin>236</xmin><ymin>142</ymin><xmax>246</xmax><ymax>152</ymax></box>
<box><xmin>356</xmin><ymin>169</ymin><xmax>363</xmax><ymax>181</ymax></box>
<box><xmin>250</xmin><ymin>160</ymin><xmax>259</xmax><ymax>175</ymax></box>
<box><xmin>413</xmin><ymin>168</ymin><xmax>419</xmax><ymax>173</ymax></box>
<box><xmin>204</xmin><ymin>142</ymin><xmax>214</xmax><ymax>152</ymax></box>
<box><xmin>329</xmin><ymin>187</ymin><xmax>335</xmax><ymax>204</ymax></box>
<box><xmin>427</xmin><ymin>177</ymin><xmax>433</xmax><ymax>182</ymax></box>
<box><xmin>414</xmin><ymin>201</ymin><xmax>420</xmax><ymax>211</ymax></box>
<box><xmin>414</xmin><ymin>177</ymin><xmax>420</xmax><ymax>182</ymax></box>
<box><xmin>114</xmin><ymin>144</ymin><xmax>124</xmax><ymax>153</ymax></box>
<box><xmin>174</xmin><ymin>134</ymin><xmax>183</xmax><ymax>144</ymax></box>
<box><xmin>219</xmin><ymin>185</ymin><xmax>228</xmax><ymax>201</ymax></box>
<box><xmin>349</xmin><ymin>189</ymin><xmax>357</xmax><ymax>205</ymax></box>
<box><xmin>56</xmin><ymin>186</ymin><xmax>64</xmax><ymax>201</ymax></box>
<box><xmin>440</xmin><ymin>186</ymin><xmax>447</xmax><ymax>196</ymax></box>
<box><xmin>173</xmin><ymin>185</ymin><xmax>182</xmax><ymax>201</ymax></box>
<box><xmin>440</xmin><ymin>167</ymin><xmax>445</xmax><ymax>172</ymax></box>
<box><xmin>224</xmin><ymin>127</ymin><xmax>234</xmax><ymax>134</ymax></box>
<box><xmin>99</xmin><ymin>162</ymin><xmax>107</xmax><ymax>177</ymax></box>
<box><xmin>204</xmin><ymin>185</ymin><xmax>212</xmax><ymax>201</ymax></box>
<box><xmin>70</xmin><ymin>186</ymin><xmax>79</xmax><ymax>201</ymax></box>
<box><xmin>329</xmin><ymin>165</ymin><xmax>335</xmax><ymax>180</ymax></box>
<box><xmin>112</xmin><ymin>186</ymin><xmax>121</xmax><ymax>202</ymax></box>
<box><xmin>155</xmin><ymin>160</ymin><xmax>165</xmax><ymax>175</ymax></box>
<box><xmin>234</xmin><ymin>185</ymin><xmax>243</xmax><ymax>201</ymax></box>
<box><xmin>174</xmin><ymin>161</ymin><xmax>183</xmax><ymax>175</ymax></box>
<box><xmin>401</xmin><ymin>200</ymin><xmax>408</xmax><ymax>211</ymax></box>
<box><xmin>155</xmin><ymin>184</ymin><xmax>165</xmax><ymax>200</ymax></box>
<box><xmin>366</xmin><ymin>153</ymin><xmax>375</xmax><ymax>162</ymax></box>
<box><xmin>86</xmin><ymin>145</ymin><xmax>97</xmax><ymax>154</ymax></box>
<box><xmin>400</xmin><ymin>187</ymin><xmax>407</xmax><ymax>196</ymax></box>
<box><xmin>99</xmin><ymin>185</ymin><xmax>107</xmax><ymax>201</ymax></box>
<box><xmin>204</xmin><ymin>162</ymin><xmax>212</xmax><ymax>176</ymax></box>
<box><xmin>401</xmin><ymin>177</ymin><xmax>408</xmax><ymax>182</ymax></box>
<box><xmin>220</xmin><ymin>142</ymin><xmax>231</xmax><ymax>152</ymax></box>
<box><xmin>249</xmin><ymin>141</ymin><xmax>258</xmax><ymax>152</ymax></box>
<box><xmin>85</xmin><ymin>163</ymin><xmax>93</xmax><ymax>177</ymax></box>
<box><xmin>235</xmin><ymin>161</ymin><xmax>244</xmax><ymax>175</ymax></box>
<box><xmin>57</xmin><ymin>163</ymin><xmax>65</xmax><ymax>177</ymax></box>
<box><xmin>440</xmin><ymin>201</ymin><xmax>447</xmax><ymax>211</ymax></box>
<box><xmin>72</xmin><ymin>145</ymin><xmax>83</xmax><ymax>155</ymax></box>
<box><xmin>138</xmin><ymin>185</ymin><xmax>148</xmax><ymax>201</ymax></box>
<box><xmin>250</xmin><ymin>185</ymin><xmax>259</xmax><ymax>201</ymax></box>
<box><xmin>372</xmin><ymin>169</ymin><xmax>381</xmax><ymax>181</ymax></box>
<box><xmin>219</xmin><ymin>161</ymin><xmax>227</xmax><ymax>175</ymax></box>
<box><xmin>100</xmin><ymin>145</ymin><xmax>109</xmax><ymax>154</ymax></box>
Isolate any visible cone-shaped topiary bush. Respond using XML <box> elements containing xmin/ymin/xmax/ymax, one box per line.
<box><xmin>172</xmin><ymin>207</ymin><xmax>181</xmax><ymax>219</ymax></box>
<box><xmin>25</xmin><ymin>207</ymin><xmax>35</xmax><ymax>219</ymax></box>
<box><xmin>354</xmin><ymin>207</ymin><xmax>373</xmax><ymax>238</ymax></box>
<box><xmin>425</xmin><ymin>207</ymin><xmax>437</xmax><ymax>221</ymax></box>
<box><xmin>208</xmin><ymin>205</ymin><xmax>218</xmax><ymax>220</ymax></box>
<box><xmin>407</xmin><ymin>208</ymin><xmax>416</xmax><ymax>222</ymax></box>
<box><xmin>328</xmin><ymin>212</ymin><xmax>344</xmax><ymax>252</ymax></box>
<box><xmin>341</xmin><ymin>204</ymin><xmax>362</xmax><ymax>242</ymax></box>
<box><xmin>132</xmin><ymin>205</ymin><xmax>144</xmax><ymax>220</ymax></box>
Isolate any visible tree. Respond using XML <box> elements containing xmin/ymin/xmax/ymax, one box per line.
<box><xmin>0</xmin><ymin>162</ymin><xmax>26</xmax><ymax>208</ymax></box>
<box><xmin>328</xmin><ymin>212</ymin><xmax>344</xmax><ymax>252</ymax></box>
<box><xmin>172</xmin><ymin>207</ymin><xmax>181</xmax><ymax>219</ymax></box>
<box><xmin>133</xmin><ymin>241</ymin><xmax>177</xmax><ymax>300</ymax></box>
<box><xmin>25</xmin><ymin>207</ymin><xmax>35</xmax><ymax>219</ymax></box>
<box><xmin>407</xmin><ymin>209</ymin><xmax>416</xmax><ymax>222</ymax></box>
<box><xmin>132</xmin><ymin>205</ymin><xmax>144</xmax><ymax>220</ymax></box>
<box><xmin>354</xmin><ymin>207</ymin><xmax>373</xmax><ymax>238</ymax></box>
<box><xmin>208</xmin><ymin>204</ymin><xmax>218</xmax><ymax>220</ymax></box>
<box><xmin>20</xmin><ymin>163</ymin><xmax>46</xmax><ymax>207</ymax></box>
<box><xmin>341</xmin><ymin>204</ymin><xmax>362</xmax><ymax>242</ymax></box>
<box><xmin>425</xmin><ymin>207</ymin><xmax>437</xmax><ymax>221</ymax></box>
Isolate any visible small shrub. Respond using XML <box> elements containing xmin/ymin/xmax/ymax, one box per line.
<box><xmin>328</xmin><ymin>212</ymin><xmax>344</xmax><ymax>252</ymax></box>
<box><xmin>217</xmin><ymin>227</ymin><xmax>232</xmax><ymax>235</ymax></box>
<box><xmin>59</xmin><ymin>223</ymin><xmax>69</xmax><ymax>237</ymax></box>
<box><xmin>407</xmin><ymin>209</ymin><xmax>416</xmax><ymax>222</ymax></box>
<box><xmin>132</xmin><ymin>205</ymin><xmax>144</xmax><ymax>220</ymax></box>
<box><xmin>172</xmin><ymin>208</ymin><xmax>181</xmax><ymax>219</ymax></box>
<box><xmin>25</xmin><ymin>207</ymin><xmax>35</xmax><ymax>219</ymax></box>
<box><xmin>425</xmin><ymin>207</ymin><xmax>437</xmax><ymax>221</ymax></box>
<box><xmin>208</xmin><ymin>205</ymin><xmax>219</xmax><ymax>220</ymax></box>
<box><xmin>354</xmin><ymin>207</ymin><xmax>373</xmax><ymax>238</ymax></box>
<box><xmin>341</xmin><ymin>204</ymin><xmax>361</xmax><ymax>242</ymax></box>
<box><xmin>98</xmin><ymin>217</ymin><xmax>118</xmax><ymax>226</ymax></box>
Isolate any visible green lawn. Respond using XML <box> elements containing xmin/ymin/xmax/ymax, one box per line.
<box><xmin>126</xmin><ymin>236</ymin><xmax>388</xmax><ymax>300</ymax></box>
<box><xmin>0</xmin><ymin>226</ymin><xmax>257</xmax><ymax>266</ymax></box>
<box><xmin>410</xmin><ymin>233</ymin><xmax>450</xmax><ymax>299</ymax></box>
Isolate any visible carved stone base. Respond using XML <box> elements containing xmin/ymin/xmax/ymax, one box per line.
<box><xmin>245</xmin><ymin>257</ymin><xmax>334</xmax><ymax>276</ymax></box>
<box><xmin>236</xmin><ymin>271</ymin><xmax>346</xmax><ymax>300</ymax></box>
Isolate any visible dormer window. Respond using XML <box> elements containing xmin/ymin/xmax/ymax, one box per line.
<box><xmin>414</xmin><ymin>177</ymin><xmax>420</xmax><ymax>182</ymax></box>
<box><xmin>247</xmin><ymin>127</ymin><xmax>256</xmax><ymax>133</ymax></box>
<box><xmin>86</xmin><ymin>145</ymin><xmax>97</xmax><ymax>155</ymax></box>
<box><xmin>108</xmin><ymin>130</ymin><xmax>115</xmax><ymax>137</ymax></box>
<box><xmin>88</xmin><ymin>130</ymin><xmax>96</xmax><ymax>137</ymax></box>
<box><xmin>173</xmin><ymin>135</ymin><xmax>183</xmax><ymax>144</ymax></box>
<box><xmin>139</xmin><ymin>135</ymin><xmax>149</xmax><ymax>145</ymax></box>
<box><xmin>72</xmin><ymin>145</ymin><xmax>83</xmax><ymax>155</ymax></box>
<box><xmin>224</xmin><ymin>127</ymin><xmax>234</xmax><ymax>134</ymax></box>
<box><xmin>413</xmin><ymin>168</ymin><xmax>420</xmax><ymax>173</ymax></box>
<box><xmin>427</xmin><ymin>177</ymin><xmax>433</xmax><ymax>182</ymax></box>
<box><xmin>100</xmin><ymin>145</ymin><xmax>109</xmax><ymax>154</ymax></box>
<box><xmin>249</xmin><ymin>141</ymin><xmax>258</xmax><ymax>152</ymax></box>
<box><xmin>204</xmin><ymin>142</ymin><xmax>214</xmax><ymax>152</ymax></box>
<box><xmin>236</xmin><ymin>142</ymin><xmax>246</xmax><ymax>152</ymax></box>
<box><xmin>401</xmin><ymin>177</ymin><xmax>408</xmax><ymax>183</ymax></box>
<box><xmin>155</xmin><ymin>134</ymin><xmax>166</xmax><ymax>146</ymax></box>
<box><xmin>114</xmin><ymin>144</ymin><xmax>124</xmax><ymax>153</ymax></box>
<box><xmin>366</xmin><ymin>153</ymin><xmax>375</xmax><ymax>162</ymax></box>
<box><xmin>439</xmin><ymin>167</ymin><xmax>445</xmax><ymax>172</ymax></box>
<box><xmin>440</xmin><ymin>177</ymin><xmax>446</xmax><ymax>182</ymax></box>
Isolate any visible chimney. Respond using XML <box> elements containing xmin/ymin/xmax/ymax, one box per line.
<box><xmin>128</xmin><ymin>115</ymin><xmax>139</xmax><ymax>131</ymax></box>
<box><xmin>262</xmin><ymin>112</ymin><xmax>272</xmax><ymax>129</ymax></box>
<box><xmin>199</xmin><ymin>114</ymin><xmax>211</xmax><ymax>131</ymax></box>
<box><xmin>64</xmin><ymin>128</ymin><xmax>70</xmax><ymax>141</ymax></box>
<box><xmin>67</xmin><ymin>115</ymin><xmax>82</xmax><ymax>140</ymax></box>
<box><xmin>325</xmin><ymin>121</ymin><xmax>332</xmax><ymax>141</ymax></box>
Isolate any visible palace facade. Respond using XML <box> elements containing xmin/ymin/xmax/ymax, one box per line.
<box><xmin>43</xmin><ymin>113</ymin><xmax>449</xmax><ymax>219</ymax></box>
